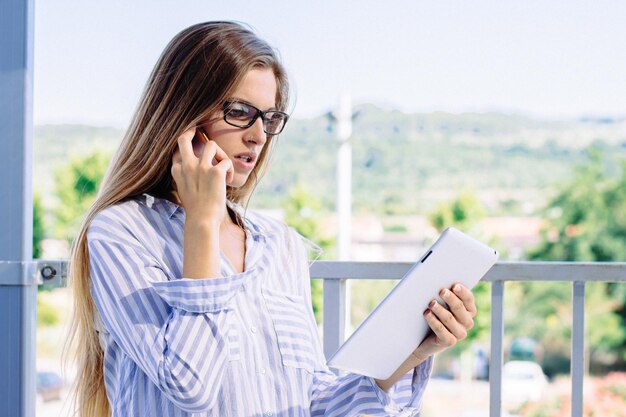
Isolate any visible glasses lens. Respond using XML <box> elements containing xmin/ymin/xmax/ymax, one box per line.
<box><xmin>224</xmin><ymin>102</ymin><xmax>255</xmax><ymax>126</ymax></box>
<box><xmin>263</xmin><ymin>112</ymin><xmax>287</xmax><ymax>135</ymax></box>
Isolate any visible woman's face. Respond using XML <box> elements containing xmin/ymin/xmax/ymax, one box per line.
<box><xmin>199</xmin><ymin>67</ymin><xmax>278</xmax><ymax>188</ymax></box>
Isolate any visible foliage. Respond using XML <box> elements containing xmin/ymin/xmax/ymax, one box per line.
<box><xmin>281</xmin><ymin>183</ymin><xmax>335</xmax><ymax>324</ymax></box>
<box><xmin>37</xmin><ymin>295</ymin><xmax>60</xmax><ymax>327</ymax></box>
<box><xmin>54</xmin><ymin>149</ymin><xmax>110</xmax><ymax>242</ymax></box>
<box><xmin>527</xmin><ymin>148</ymin><xmax>626</xmax><ymax>371</ymax></box>
<box><xmin>33</xmin><ymin>190</ymin><xmax>44</xmax><ymax>259</ymax></box>
<box><xmin>428</xmin><ymin>189</ymin><xmax>486</xmax><ymax>235</ymax></box>
<box><xmin>504</xmin><ymin>281</ymin><xmax>572</xmax><ymax>376</ymax></box>
<box><xmin>528</xmin><ymin>148</ymin><xmax>626</xmax><ymax>262</ymax></box>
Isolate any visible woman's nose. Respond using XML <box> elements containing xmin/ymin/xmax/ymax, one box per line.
<box><xmin>246</xmin><ymin>117</ymin><xmax>267</xmax><ymax>145</ymax></box>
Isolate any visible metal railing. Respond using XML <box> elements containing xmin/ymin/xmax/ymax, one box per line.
<box><xmin>310</xmin><ymin>260</ymin><xmax>626</xmax><ymax>417</ymax></box>
<box><xmin>2</xmin><ymin>259</ymin><xmax>625</xmax><ymax>416</ymax></box>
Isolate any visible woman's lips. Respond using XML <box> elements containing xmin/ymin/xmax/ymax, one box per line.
<box><xmin>233</xmin><ymin>152</ymin><xmax>257</xmax><ymax>171</ymax></box>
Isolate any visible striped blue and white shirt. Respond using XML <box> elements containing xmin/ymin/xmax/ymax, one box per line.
<box><xmin>88</xmin><ymin>193</ymin><xmax>433</xmax><ymax>417</ymax></box>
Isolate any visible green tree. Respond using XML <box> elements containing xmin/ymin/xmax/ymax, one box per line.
<box><xmin>282</xmin><ymin>183</ymin><xmax>335</xmax><ymax>324</ymax></box>
<box><xmin>54</xmin><ymin>150</ymin><xmax>110</xmax><ymax>242</ymax></box>
<box><xmin>429</xmin><ymin>189</ymin><xmax>486</xmax><ymax>237</ymax></box>
<box><xmin>33</xmin><ymin>190</ymin><xmax>44</xmax><ymax>258</ymax></box>
<box><xmin>529</xmin><ymin>148</ymin><xmax>626</xmax><ymax>262</ymax></box>
<box><xmin>528</xmin><ymin>148</ymin><xmax>626</xmax><ymax>372</ymax></box>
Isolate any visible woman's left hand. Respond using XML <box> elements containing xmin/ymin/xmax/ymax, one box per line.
<box><xmin>411</xmin><ymin>283</ymin><xmax>477</xmax><ymax>362</ymax></box>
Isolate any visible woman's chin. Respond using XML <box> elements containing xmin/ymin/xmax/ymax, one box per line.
<box><xmin>227</xmin><ymin>174</ymin><xmax>249</xmax><ymax>189</ymax></box>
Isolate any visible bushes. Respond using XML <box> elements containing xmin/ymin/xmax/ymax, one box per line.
<box><xmin>37</xmin><ymin>297</ymin><xmax>60</xmax><ymax>327</ymax></box>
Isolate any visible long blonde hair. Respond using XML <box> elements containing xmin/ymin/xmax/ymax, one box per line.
<box><xmin>66</xmin><ymin>21</ymin><xmax>289</xmax><ymax>416</ymax></box>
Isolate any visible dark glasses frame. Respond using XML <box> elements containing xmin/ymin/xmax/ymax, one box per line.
<box><xmin>222</xmin><ymin>100</ymin><xmax>290</xmax><ymax>135</ymax></box>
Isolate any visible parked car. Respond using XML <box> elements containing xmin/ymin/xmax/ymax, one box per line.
<box><xmin>36</xmin><ymin>371</ymin><xmax>63</xmax><ymax>402</ymax></box>
<box><xmin>502</xmin><ymin>361</ymin><xmax>548</xmax><ymax>407</ymax></box>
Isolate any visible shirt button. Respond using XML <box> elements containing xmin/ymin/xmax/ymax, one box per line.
<box><xmin>259</xmin><ymin>367</ymin><xmax>266</xmax><ymax>374</ymax></box>
<box><xmin>239</xmin><ymin>286</ymin><xmax>244</xmax><ymax>292</ymax></box>
<box><xmin>265</xmin><ymin>412</ymin><xmax>272</xmax><ymax>417</ymax></box>
<box><xmin>250</xmin><ymin>326</ymin><xmax>257</xmax><ymax>334</ymax></box>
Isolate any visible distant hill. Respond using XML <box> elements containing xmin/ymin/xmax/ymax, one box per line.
<box><xmin>34</xmin><ymin>105</ymin><xmax>626</xmax><ymax>215</ymax></box>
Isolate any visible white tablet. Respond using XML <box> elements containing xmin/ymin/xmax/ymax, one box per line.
<box><xmin>327</xmin><ymin>227</ymin><xmax>498</xmax><ymax>380</ymax></box>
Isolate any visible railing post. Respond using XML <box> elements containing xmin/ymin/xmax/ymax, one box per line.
<box><xmin>571</xmin><ymin>281</ymin><xmax>585</xmax><ymax>417</ymax></box>
<box><xmin>489</xmin><ymin>280</ymin><xmax>505</xmax><ymax>417</ymax></box>
<box><xmin>0</xmin><ymin>0</ymin><xmax>36</xmax><ymax>416</ymax></box>
<box><xmin>323</xmin><ymin>278</ymin><xmax>346</xmax><ymax>361</ymax></box>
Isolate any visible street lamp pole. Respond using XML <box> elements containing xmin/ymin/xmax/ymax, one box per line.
<box><xmin>327</xmin><ymin>93</ymin><xmax>359</xmax><ymax>336</ymax></box>
<box><xmin>336</xmin><ymin>93</ymin><xmax>353</xmax><ymax>262</ymax></box>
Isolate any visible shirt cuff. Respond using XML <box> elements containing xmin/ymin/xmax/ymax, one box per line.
<box><xmin>366</xmin><ymin>377</ymin><xmax>403</xmax><ymax>414</ymax></box>
<box><xmin>408</xmin><ymin>355</ymin><xmax>434</xmax><ymax>407</ymax></box>
<box><xmin>364</xmin><ymin>356</ymin><xmax>433</xmax><ymax>415</ymax></box>
<box><xmin>152</xmin><ymin>272</ymin><xmax>247</xmax><ymax>313</ymax></box>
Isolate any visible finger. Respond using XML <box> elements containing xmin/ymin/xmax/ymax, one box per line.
<box><xmin>172</xmin><ymin>148</ymin><xmax>182</xmax><ymax>165</ymax></box>
<box><xmin>200</xmin><ymin>141</ymin><xmax>234</xmax><ymax>184</ymax></box>
<box><xmin>428</xmin><ymin>300</ymin><xmax>468</xmax><ymax>341</ymax></box>
<box><xmin>212</xmin><ymin>142</ymin><xmax>230</xmax><ymax>163</ymax></box>
<box><xmin>199</xmin><ymin>140</ymin><xmax>230</xmax><ymax>167</ymax></box>
<box><xmin>451</xmin><ymin>283</ymin><xmax>477</xmax><ymax>317</ymax></box>
<box><xmin>195</xmin><ymin>128</ymin><xmax>231</xmax><ymax>169</ymax></box>
<box><xmin>177</xmin><ymin>127</ymin><xmax>197</xmax><ymax>165</ymax></box>
<box><xmin>215</xmin><ymin>158</ymin><xmax>234</xmax><ymax>183</ymax></box>
<box><xmin>199</xmin><ymin>140</ymin><xmax>217</xmax><ymax>168</ymax></box>
<box><xmin>171</xmin><ymin>160</ymin><xmax>182</xmax><ymax>187</ymax></box>
<box><xmin>424</xmin><ymin>308</ymin><xmax>457</xmax><ymax>348</ymax></box>
<box><xmin>440</xmin><ymin>288</ymin><xmax>475</xmax><ymax>329</ymax></box>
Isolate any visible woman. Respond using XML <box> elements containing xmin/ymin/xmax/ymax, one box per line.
<box><xmin>68</xmin><ymin>21</ymin><xmax>477</xmax><ymax>417</ymax></box>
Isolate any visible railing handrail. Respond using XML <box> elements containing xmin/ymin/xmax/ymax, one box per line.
<box><xmin>3</xmin><ymin>259</ymin><xmax>624</xmax><ymax>287</ymax></box>
<box><xmin>310</xmin><ymin>260</ymin><xmax>626</xmax><ymax>282</ymax></box>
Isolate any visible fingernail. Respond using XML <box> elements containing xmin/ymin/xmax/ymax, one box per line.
<box><xmin>440</xmin><ymin>288</ymin><xmax>447</xmax><ymax>297</ymax></box>
<box><xmin>429</xmin><ymin>299</ymin><xmax>436</xmax><ymax>308</ymax></box>
<box><xmin>424</xmin><ymin>308</ymin><xmax>431</xmax><ymax>316</ymax></box>
<box><xmin>453</xmin><ymin>284</ymin><xmax>462</xmax><ymax>294</ymax></box>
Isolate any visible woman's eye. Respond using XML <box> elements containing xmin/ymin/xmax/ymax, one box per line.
<box><xmin>267</xmin><ymin>112</ymin><xmax>282</xmax><ymax>121</ymax></box>
<box><xmin>227</xmin><ymin>104</ymin><xmax>251</xmax><ymax>119</ymax></box>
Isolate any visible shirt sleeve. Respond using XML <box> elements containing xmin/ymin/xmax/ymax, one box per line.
<box><xmin>87</xmin><ymin>227</ymin><xmax>243</xmax><ymax>413</ymax></box>
<box><xmin>287</xmin><ymin>229</ymin><xmax>433</xmax><ymax>417</ymax></box>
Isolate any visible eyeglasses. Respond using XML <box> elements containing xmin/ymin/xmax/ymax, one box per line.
<box><xmin>222</xmin><ymin>100</ymin><xmax>289</xmax><ymax>135</ymax></box>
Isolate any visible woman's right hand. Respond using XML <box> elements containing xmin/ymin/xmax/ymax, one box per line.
<box><xmin>171</xmin><ymin>127</ymin><xmax>234</xmax><ymax>225</ymax></box>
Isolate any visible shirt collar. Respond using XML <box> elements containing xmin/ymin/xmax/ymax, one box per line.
<box><xmin>142</xmin><ymin>193</ymin><xmax>181</xmax><ymax>219</ymax></box>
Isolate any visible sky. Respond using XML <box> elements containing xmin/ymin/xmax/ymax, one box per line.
<box><xmin>34</xmin><ymin>0</ymin><xmax>626</xmax><ymax>127</ymax></box>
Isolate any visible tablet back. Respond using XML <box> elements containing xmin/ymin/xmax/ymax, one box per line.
<box><xmin>327</xmin><ymin>227</ymin><xmax>498</xmax><ymax>380</ymax></box>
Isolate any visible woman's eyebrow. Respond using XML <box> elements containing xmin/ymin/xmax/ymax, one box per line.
<box><xmin>228</xmin><ymin>98</ymin><xmax>277</xmax><ymax>111</ymax></box>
